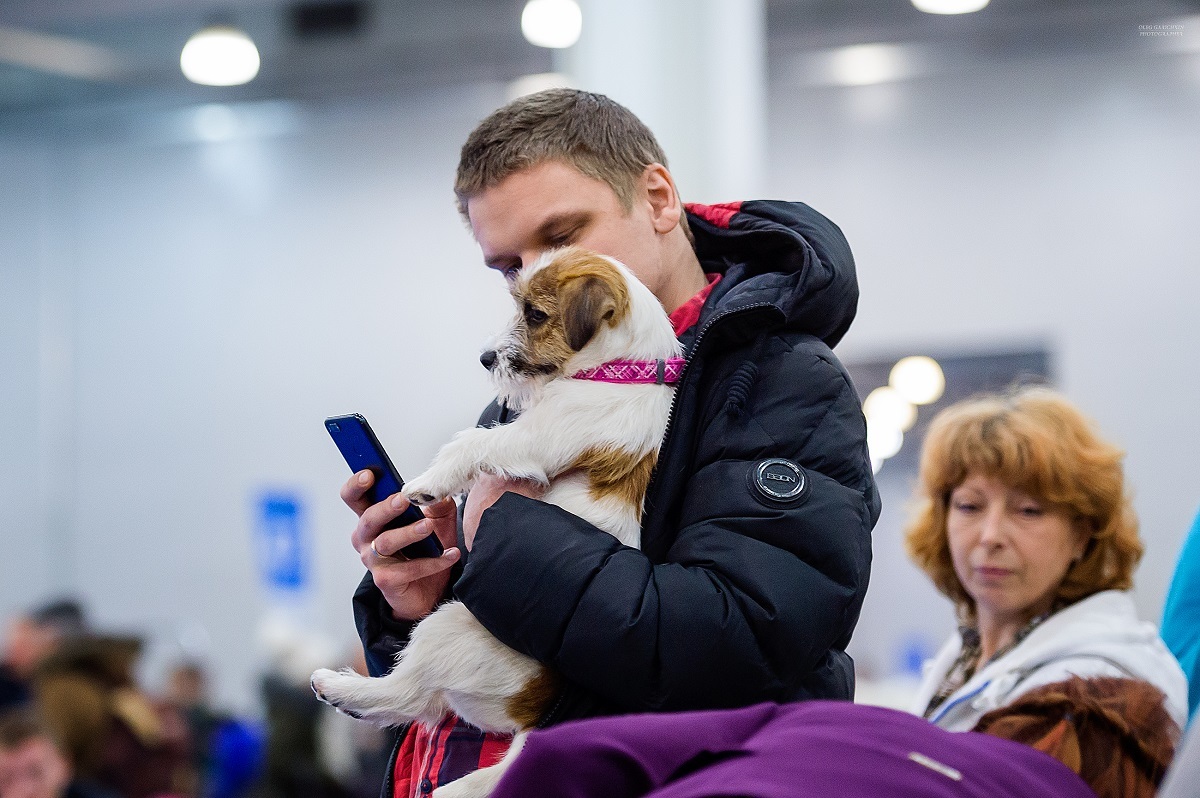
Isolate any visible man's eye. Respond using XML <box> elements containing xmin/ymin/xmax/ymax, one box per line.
<box><xmin>547</xmin><ymin>228</ymin><xmax>579</xmax><ymax>247</ymax></box>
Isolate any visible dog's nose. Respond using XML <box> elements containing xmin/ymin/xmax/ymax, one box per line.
<box><xmin>480</xmin><ymin>350</ymin><xmax>498</xmax><ymax>370</ymax></box>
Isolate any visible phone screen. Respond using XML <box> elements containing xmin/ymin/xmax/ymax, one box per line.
<box><xmin>324</xmin><ymin>414</ymin><xmax>445</xmax><ymax>559</ymax></box>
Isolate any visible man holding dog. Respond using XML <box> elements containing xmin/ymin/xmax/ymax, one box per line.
<box><xmin>341</xmin><ymin>89</ymin><xmax>880</xmax><ymax>794</ymax></box>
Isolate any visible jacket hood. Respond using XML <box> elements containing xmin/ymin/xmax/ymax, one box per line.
<box><xmin>914</xmin><ymin>591</ymin><xmax>1189</xmax><ymax>731</ymax></box>
<box><xmin>685</xmin><ymin>201</ymin><xmax>860</xmax><ymax>348</ymax></box>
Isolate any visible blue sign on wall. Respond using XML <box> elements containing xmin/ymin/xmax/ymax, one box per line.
<box><xmin>254</xmin><ymin>491</ymin><xmax>309</xmax><ymax>592</ymax></box>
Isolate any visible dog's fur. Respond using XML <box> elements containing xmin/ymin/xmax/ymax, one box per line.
<box><xmin>311</xmin><ymin>247</ymin><xmax>681</xmax><ymax>798</ymax></box>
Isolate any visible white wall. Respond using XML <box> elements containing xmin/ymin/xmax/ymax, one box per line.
<box><xmin>2</xmin><ymin>84</ymin><xmax>518</xmax><ymax>708</ymax></box>
<box><xmin>0</xmin><ymin>143</ymin><xmax>56</xmax><ymax>611</ymax></box>
<box><xmin>767</xmin><ymin>49</ymin><xmax>1200</xmax><ymax>676</ymax></box>
<box><xmin>2</xmin><ymin>43</ymin><xmax>1198</xmax><ymax>708</ymax></box>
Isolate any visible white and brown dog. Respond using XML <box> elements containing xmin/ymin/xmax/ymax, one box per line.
<box><xmin>311</xmin><ymin>247</ymin><xmax>683</xmax><ymax>798</ymax></box>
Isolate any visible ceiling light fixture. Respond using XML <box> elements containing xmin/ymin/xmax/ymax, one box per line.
<box><xmin>889</xmin><ymin>356</ymin><xmax>946</xmax><ymax>405</ymax></box>
<box><xmin>827</xmin><ymin>43</ymin><xmax>914</xmax><ymax>87</ymax></box>
<box><xmin>911</xmin><ymin>0</ymin><xmax>989</xmax><ymax>14</ymax></box>
<box><xmin>521</xmin><ymin>0</ymin><xmax>583</xmax><ymax>49</ymax></box>
<box><xmin>181</xmin><ymin>25</ymin><xmax>261</xmax><ymax>86</ymax></box>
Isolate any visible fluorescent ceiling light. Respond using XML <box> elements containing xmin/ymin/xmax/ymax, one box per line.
<box><xmin>521</xmin><ymin>0</ymin><xmax>583</xmax><ymax>49</ymax></box>
<box><xmin>912</xmin><ymin>0</ymin><xmax>989</xmax><ymax>14</ymax></box>
<box><xmin>181</xmin><ymin>25</ymin><xmax>260</xmax><ymax>86</ymax></box>
<box><xmin>829</xmin><ymin>43</ymin><xmax>916</xmax><ymax>86</ymax></box>
<box><xmin>0</xmin><ymin>25</ymin><xmax>126</xmax><ymax>80</ymax></box>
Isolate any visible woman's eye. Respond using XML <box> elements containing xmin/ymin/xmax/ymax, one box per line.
<box><xmin>952</xmin><ymin>501</ymin><xmax>979</xmax><ymax>513</ymax></box>
<box><xmin>1019</xmin><ymin>505</ymin><xmax>1044</xmax><ymax>517</ymax></box>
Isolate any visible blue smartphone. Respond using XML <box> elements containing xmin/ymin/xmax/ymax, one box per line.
<box><xmin>324</xmin><ymin>413</ymin><xmax>445</xmax><ymax>559</ymax></box>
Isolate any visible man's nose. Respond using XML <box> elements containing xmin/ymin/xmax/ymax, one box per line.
<box><xmin>480</xmin><ymin>350</ymin><xmax>498</xmax><ymax>370</ymax></box>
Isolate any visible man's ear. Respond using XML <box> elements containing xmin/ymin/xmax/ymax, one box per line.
<box><xmin>561</xmin><ymin>274</ymin><xmax>620</xmax><ymax>351</ymax></box>
<box><xmin>642</xmin><ymin>163</ymin><xmax>682</xmax><ymax>235</ymax></box>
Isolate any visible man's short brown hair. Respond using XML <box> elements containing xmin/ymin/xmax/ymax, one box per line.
<box><xmin>454</xmin><ymin>88</ymin><xmax>679</xmax><ymax>223</ymax></box>
<box><xmin>904</xmin><ymin>386</ymin><xmax>1143</xmax><ymax>624</ymax></box>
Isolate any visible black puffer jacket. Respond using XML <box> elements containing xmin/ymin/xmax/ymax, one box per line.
<box><xmin>355</xmin><ymin>200</ymin><xmax>879</xmax><ymax>726</ymax></box>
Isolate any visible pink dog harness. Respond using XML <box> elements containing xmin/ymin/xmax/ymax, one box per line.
<box><xmin>572</xmin><ymin>358</ymin><xmax>687</xmax><ymax>385</ymax></box>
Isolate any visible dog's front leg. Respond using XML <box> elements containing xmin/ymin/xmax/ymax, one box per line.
<box><xmin>404</xmin><ymin>424</ymin><xmax>551</xmax><ymax>506</ymax></box>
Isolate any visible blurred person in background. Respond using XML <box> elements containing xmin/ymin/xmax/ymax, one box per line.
<box><xmin>1</xmin><ymin>601</ymin><xmax>88</xmax><ymax>713</ymax></box>
<box><xmin>1161</xmin><ymin>505</ymin><xmax>1200</xmax><ymax>723</ymax></box>
<box><xmin>163</xmin><ymin>660</ymin><xmax>263</xmax><ymax>798</ymax></box>
<box><xmin>254</xmin><ymin>622</ymin><xmax>348</xmax><ymax>798</ymax></box>
<box><xmin>33</xmin><ymin>632</ymin><xmax>188</xmax><ymax>798</ymax></box>
<box><xmin>0</xmin><ymin>708</ymin><xmax>117</xmax><ymax>798</ymax></box>
<box><xmin>905</xmin><ymin>386</ymin><xmax>1187</xmax><ymax>730</ymax></box>
<box><xmin>314</xmin><ymin>650</ymin><xmax>389</xmax><ymax>798</ymax></box>
<box><xmin>487</xmin><ymin>676</ymin><xmax>1177</xmax><ymax>798</ymax></box>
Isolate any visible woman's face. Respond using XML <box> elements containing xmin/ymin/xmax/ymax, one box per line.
<box><xmin>947</xmin><ymin>472</ymin><xmax>1089</xmax><ymax>630</ymax></box>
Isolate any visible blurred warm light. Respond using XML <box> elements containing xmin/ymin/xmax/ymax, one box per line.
<box><xmin>889</xmin><ymin>356</ymin><xmax>946</xmax><ymax>406</ymax></box>
<box><xmin>828</xmin><ymin>44</ymin><xmax>913</xmax><ymax>87</ymax></box>
<box><xmin>864</xmin><ymin>386</ymin><xmax>917</xmax><ymax>432</ymax></box>
<box><xmin>521</xmin><ymin>0</ymin><xmax>583</xmax><ymax>49</ymax></box>
<box><xmin>912</xmin><ymin>0</ymin><xmax>989</xmax><ymax>14</ymax></box>
<box><xmin>181</xmin><ymin>25</ymin><xmax>260</xmax><ymax>86</ymax></box>
<box><xmin>867</xmin><ymin>420</ymin><xmax>904</xmax><ymax>461</ymax></box>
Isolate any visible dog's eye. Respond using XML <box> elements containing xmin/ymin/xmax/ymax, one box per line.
<box><xmin>524</xmin><ymin>302</ymin><xmax>549</xmax><ymax>326</ymax></box>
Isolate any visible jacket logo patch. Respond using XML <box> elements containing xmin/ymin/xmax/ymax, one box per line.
<box><xmin>753</xmin><ymin>459</ymin><xmax>807</xmax><ymax>501</ymax></box>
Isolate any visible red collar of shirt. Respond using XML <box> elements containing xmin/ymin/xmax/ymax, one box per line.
<box><xmin>668</xmin><ymin>273</ymin><xmax>722</xmax><ymax>337</ymax></box>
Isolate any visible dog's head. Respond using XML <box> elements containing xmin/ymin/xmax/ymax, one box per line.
<box><xmin>481</xmin><ymin>247</ymin><xmax>634</xmax><ymax>405</ymax></box>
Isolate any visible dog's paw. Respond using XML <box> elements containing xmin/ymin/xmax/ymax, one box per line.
<box><xmin>310</xmin><ymin>668</ymin><xmax>370</xmax><ymax>719</ymax></box>
<box><xmin>401</xmin><ymin>481</ymin><xmax>442</xmax><ymax>507</ymax></box>
<box><xmin>310</xmin><ymin>668</ymin><xmax>344</xmax><ymax>704</ymax></box>
<box><xmin>402</xmin><ymin>470</ymin><xmax>462</xmax><ymax>506</ymax></box>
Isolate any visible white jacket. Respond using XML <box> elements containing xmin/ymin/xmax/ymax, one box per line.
<box><xmin>909</xmin><ymin>590</ymin><xmax>1188</xmax><ymax>731</ymax></box>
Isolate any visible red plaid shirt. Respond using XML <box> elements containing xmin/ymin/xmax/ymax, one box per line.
<box><xmin>392</xmin><ymin>714</ymin><xmax>511</xmax><ymax>797</ymax></box>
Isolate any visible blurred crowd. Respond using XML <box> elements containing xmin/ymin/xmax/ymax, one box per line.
<box><xmin>0</xmin><ymin>601</ymin><xmax>389</xmax><ymax>798</ymax></box>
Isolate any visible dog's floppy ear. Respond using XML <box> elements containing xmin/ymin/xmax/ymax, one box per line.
<box><xmin>562</xmin><ymin>274</ymin><xmax>620</xmax><ymax>351</ymax></box>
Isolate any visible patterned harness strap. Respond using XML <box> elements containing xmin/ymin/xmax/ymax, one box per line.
<box><xmin>571</xmin><ymin>358</ymin><xmax>686</xmax><ymax>385</ymax></box>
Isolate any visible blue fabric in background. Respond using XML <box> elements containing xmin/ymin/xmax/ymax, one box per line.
<box><xmin>1162</xmin><ymin>506</ymin><xmax>1200</xmax><ymax>722</ymax></box>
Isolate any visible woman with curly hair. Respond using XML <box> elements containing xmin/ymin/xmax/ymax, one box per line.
<box><xmin>905</xmin><ymin>386</ymin><xmax>1187</xmax><ymax>730</ymax></box>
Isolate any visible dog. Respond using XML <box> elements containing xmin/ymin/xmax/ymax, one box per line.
<box><xmin>311</xmin><ymin>246</ymin><xmax>683</xmax><ymax>798</ymax></box>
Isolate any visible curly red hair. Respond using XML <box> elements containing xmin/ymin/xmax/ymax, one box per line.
<box><xmin>904</xmin><ymin>387</ymin><xmax>1142</xmax><ymax>624</ymax></box>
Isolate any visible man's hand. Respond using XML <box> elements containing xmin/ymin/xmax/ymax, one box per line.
<box><xmin>342</xmin><ymin>470</ymin><xmax>461</xmax><ymax>622</ymax></box>
<box><xmin>462</xmin><ymin>473</ymin><xmax>546</xmax><ymax>551</ymax></box>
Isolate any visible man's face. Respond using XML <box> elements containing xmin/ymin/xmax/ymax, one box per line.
<box><xmin>466</xmin><ymin>161</ymin><xmax>671</xmax><ymax>308</ymax></box>
<box><xmin>0</xmin><ymin>739</ymin><xmax>71</xmax><ymax>798</ymax></box>
<box><xmin>1</xmin><ymin>620</ymin><xmax>57</xmax><ymax>678</ymax></box>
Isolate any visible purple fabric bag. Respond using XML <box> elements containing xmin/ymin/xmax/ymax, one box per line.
<box><xmin>491</xmin><ymin>701</ymin><xmax>1096</xmax><ymax>798</ymax></box>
